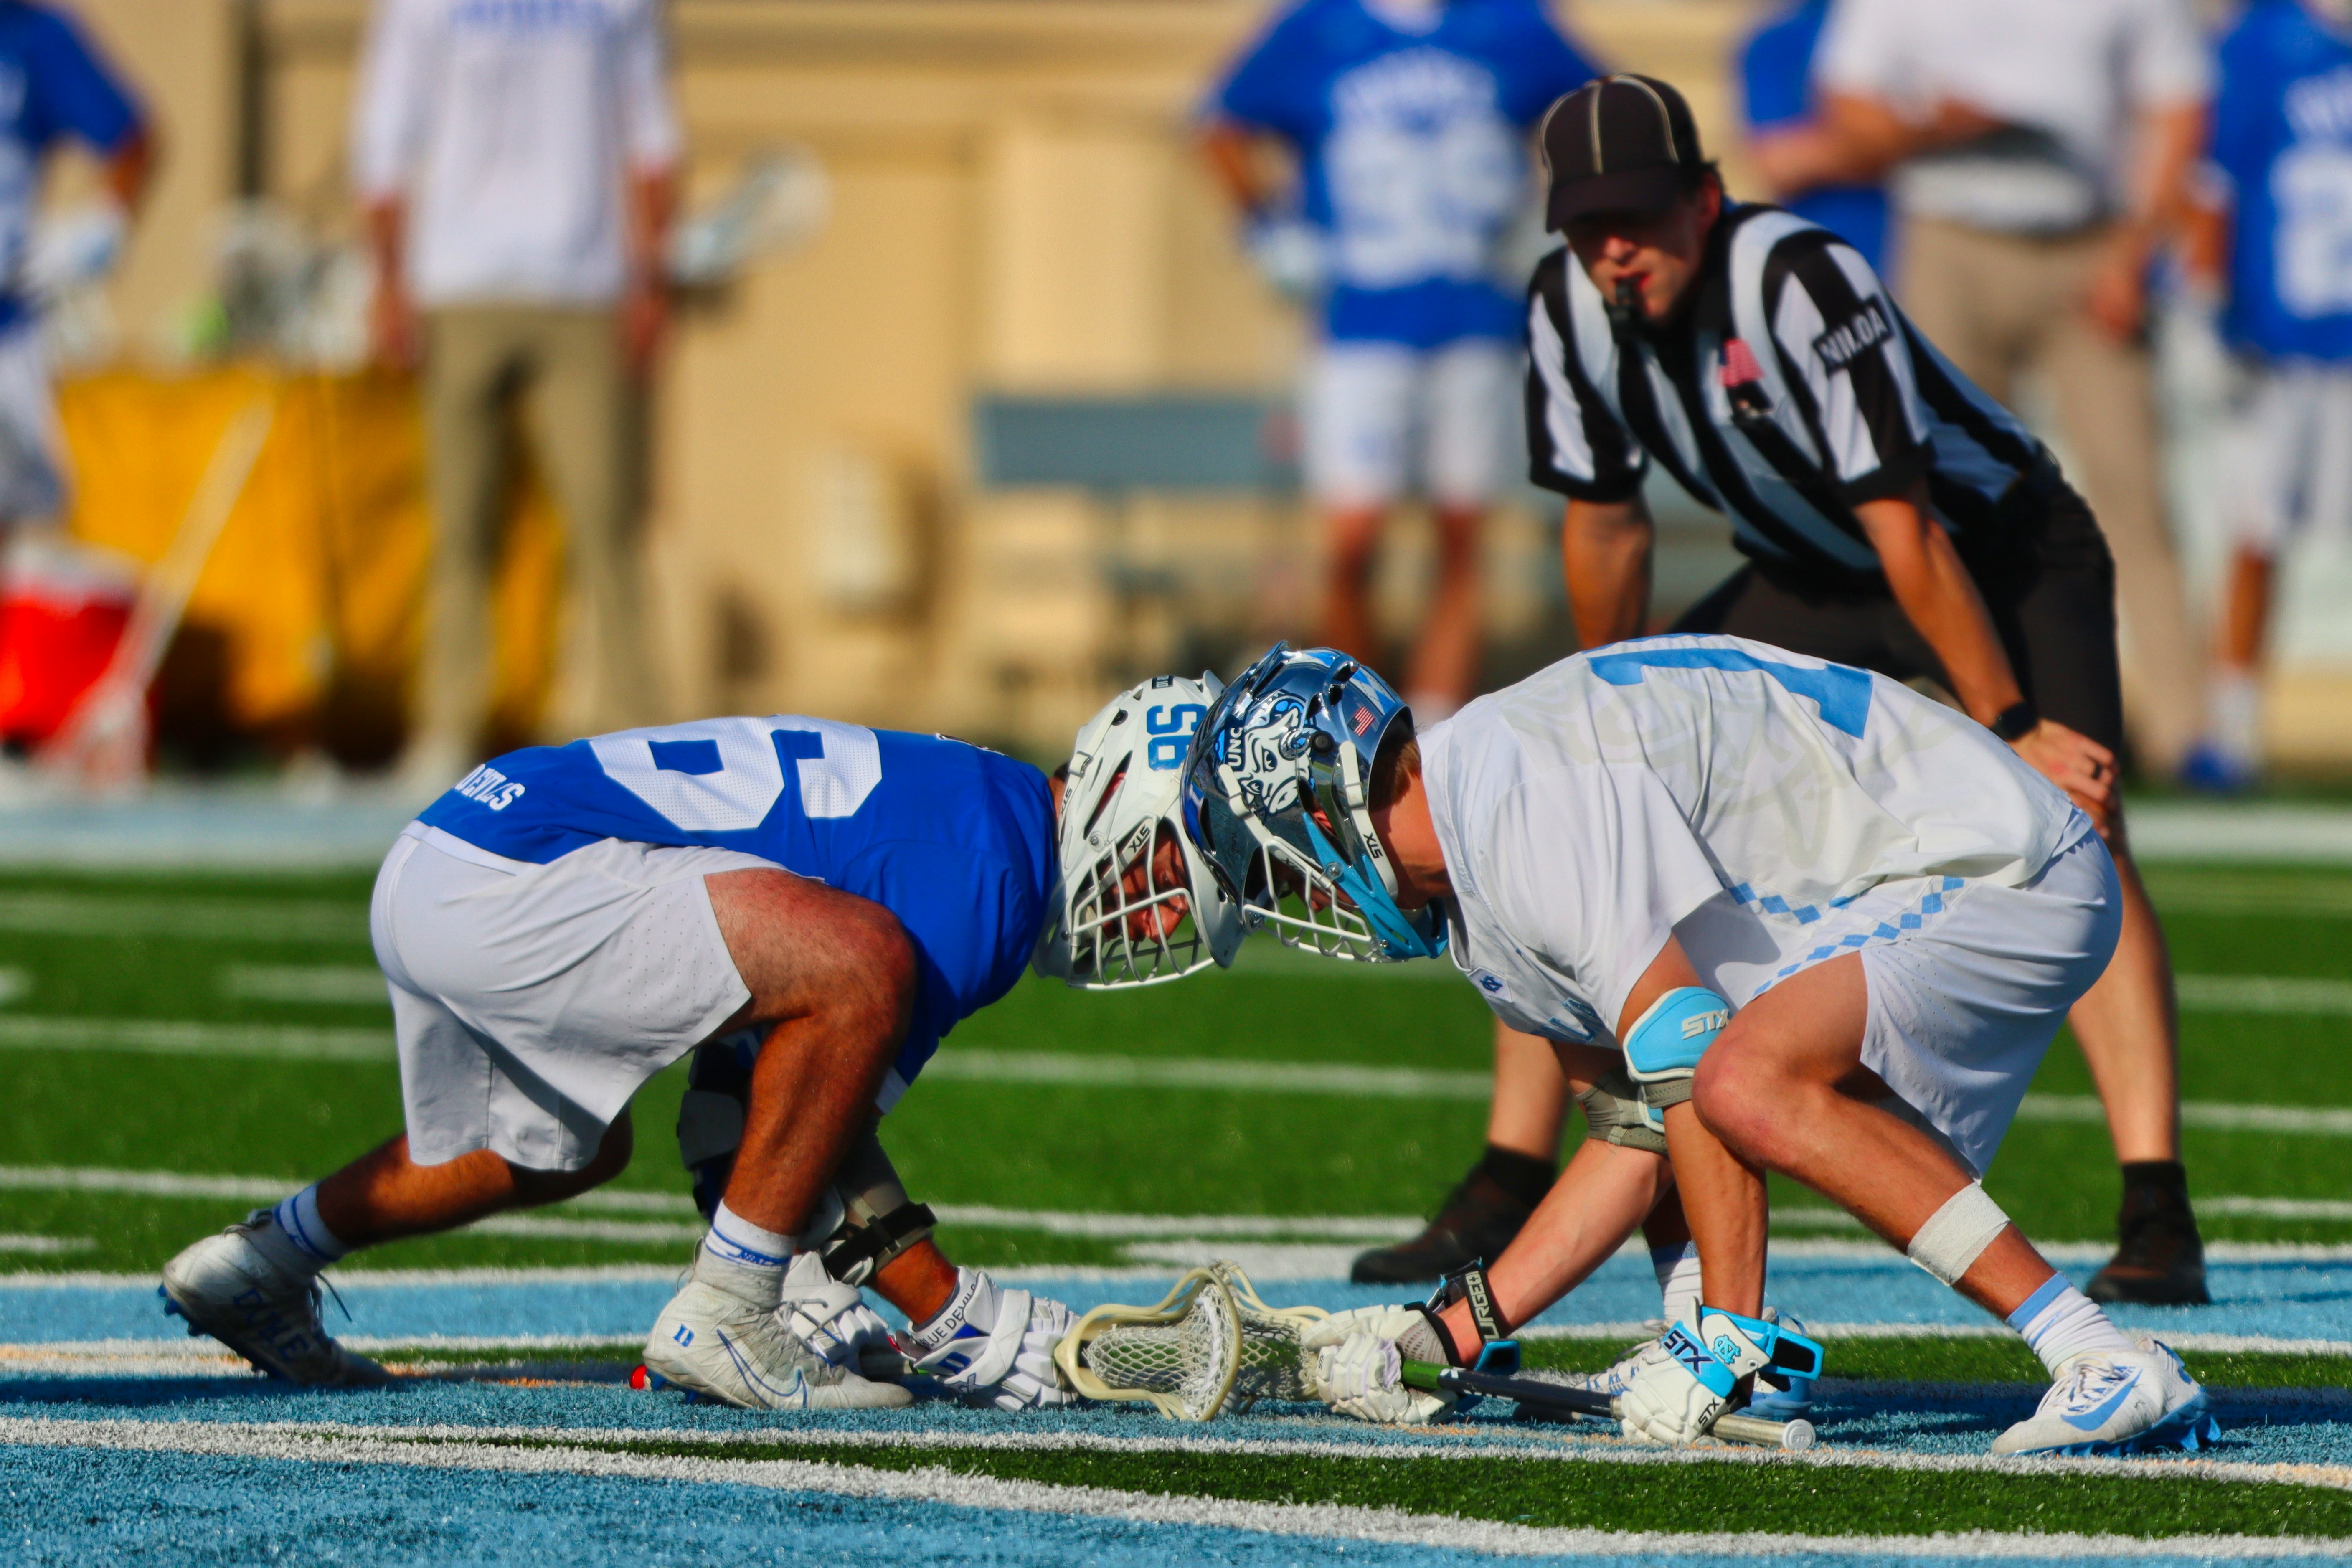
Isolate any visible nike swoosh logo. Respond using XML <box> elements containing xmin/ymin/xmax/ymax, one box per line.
<box><xmin>2062</xmin><ymin>1370</ymin><xmax>2143</xmax><ymax>1431</ymax></box>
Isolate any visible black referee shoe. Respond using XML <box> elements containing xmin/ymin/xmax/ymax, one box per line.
<box><xmin>1351</xmin><ymin>1167</ymin><xmax>1534</xmax><ymax>1286</ymax></box>
<box><xmin>2086</xmin><ymin>1162</ymin><xmax>2210</xmax><ymax>1307</ymax></box>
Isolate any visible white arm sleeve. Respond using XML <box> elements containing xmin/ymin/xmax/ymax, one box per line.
<box><xmin>350</xmin><ymin>0</ymin><xmax>432</xmax><ymax>203</ymax></box>
<box><xmin>2124</xmin><ymin>0</ymin><xmax>2212</xmax><ymax>109</ymax></box>
<box><xmin>618</xmin><ymin>0</ymin><xmax>683</xmax><ymax>173</ymax></box>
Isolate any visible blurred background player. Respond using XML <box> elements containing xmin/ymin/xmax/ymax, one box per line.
<box><xmin>355</xmin><ymin>0</ymin><xmax>681</xmax><ymax>794</ymax></box>
<box><xmin>2182</xmin><ymin>0</ymin><xmax>2352</xmax><ymax>791</ymax></box>
<box><xmin>1776</xmin><ymin>0</ymin><xmax>2212</xmax><ymax>783</ymax></box>
<box><xmin>1199</xmin><ymin>0</ymin><xmax>1598</xmax><ymax>723</ymax></box>
<box><xmin>1739</xmin><ymin>0</ymin><xmax>1888</xmax><ymax>277</ymax></box>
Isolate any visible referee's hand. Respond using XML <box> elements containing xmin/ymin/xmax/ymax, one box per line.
<box><xmin>2009</xmin><ymin>720</ymin><xmax>2117</xmax><ymax>838</ymax></box>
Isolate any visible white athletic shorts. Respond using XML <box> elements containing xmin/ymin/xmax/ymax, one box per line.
<box><xmin>1685</xmin><ymin>827</ymin><xmax>2119</xmax><ymax>1180</ymax></box>
<box><xmin>1302</xmin><ymin>338</ymin><xmax>1519</xmax><ymax>510</ymax></box>
<box><xmin>0</xmin><ymin>321</ymin><xmax>63</xmax><ymax>523</ymax></box>
<box><xmin>370</xmin><ymin>823</ymin><xmax>773</xmax><ymax>1172</ymax></box>
<box><xmin>2222</xmin><ymin>359</ymin><xmax>2352</xmax><ymax>552</ymax></box>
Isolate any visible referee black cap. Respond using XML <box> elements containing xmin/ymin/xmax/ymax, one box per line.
<box><xmin>1540</xmin><ymin>74</ymin><xmax>1708</xmax><ymax>228</ymax></box>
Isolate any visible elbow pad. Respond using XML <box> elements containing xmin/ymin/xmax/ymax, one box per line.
<box><xmin>1621</xmin><ymin>986</ymin><xmax>1730</xmax><ymax>1131</ymax></box>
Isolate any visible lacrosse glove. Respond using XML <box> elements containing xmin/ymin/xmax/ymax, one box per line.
<box><xmin>1298</xmin><ymin>1304</ymin><xmax>1458</xmax><ymax>1425</ymax></box>
<box><xmin>909</xmin><ymin>1266</ymin><xmax>1078</xmax><ymax>1410</ymax></box>
<box><xmin>777</xmin><ymin>1252</ymin><xmax>903</xmax><ymax>1382</ymax></box>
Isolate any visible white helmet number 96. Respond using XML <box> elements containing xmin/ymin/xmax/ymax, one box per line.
<box><xmin>1144</xmin><ymin>703</ymin><xmax>1206</xmax><ymax>771</ymax></box>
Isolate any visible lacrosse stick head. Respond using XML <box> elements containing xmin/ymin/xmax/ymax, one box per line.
<box><xmin>1054</xmin><ymin>1267</ymin><xmax>1243</xmax><ymax>1421</ymax></box>
<box><xmin>1214</xmin><ymin>1261</ymin><xmax>1330</xmax><ymax>1410</ymax></box>
<box><xmin>668</xmin><ymin>145</ymin><xmax>831</xmax><ymax>287</ymax></box>
<box><xmin>1035</xmin><ymin>672</ymin><xmax>1246</xmax><ymax>989</ymax></box>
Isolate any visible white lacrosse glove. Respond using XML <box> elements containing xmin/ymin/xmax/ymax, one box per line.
<box><xmin>908</xmin><ymin>1266</ymin><xmax>1077</xmax><ymax>1411</ymax></box>
<box><xmin>777</xmin><ymin>1251</ymin><xmax>903</xmax><ymax>1380</ymax></box>
<box><xmin>1618</xmin><ymin>1309</ymin><xmax>1775</xmax><ymax>1446</ymax></box>
<box><xmin>1298</xmin><ymin>1305</ymin><xmax>1456</xmax><ymax>1425</ymax></box>
<box><xmin>1243</xmin><ymin>213</ymin><xmax>1326</xmax><ymax>301</ymax></box>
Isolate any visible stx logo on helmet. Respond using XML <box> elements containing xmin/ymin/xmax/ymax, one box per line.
<box><xmin>1221</xmin><ymin>694</ymin><xmax>1309</xmax><ymax>815</ymax></box>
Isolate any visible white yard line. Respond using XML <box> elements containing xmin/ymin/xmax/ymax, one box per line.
<box><xmin>0</xmin><ymin>1416</ymin><xmax>2346</xmax><ymax>1559</ymax></box>
<box><xmin>0</xmin><ymin>1017</ymin><xmax>393</xmax><ymax>1062</ymax></box>
<box><xmin>0</xmin><ymin>894</ymin><xmax>370</xmax><ymax>943</ymax></box>
<box><xmin>217</xmin><ymin>965</ymin><xmax>390</xmax><ymax>1006</ymax></box>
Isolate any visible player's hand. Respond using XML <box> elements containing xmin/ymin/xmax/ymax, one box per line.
<box><xmin>909</xmin><ymin>1269</ymin><xmax>1078</xmax><ymax>1410</ymax></box>
<box><xmin>778</xmin><ymin>1264</ymin><xmax>903</xmax><ymax>1380</ymax></box>
<box><xmin>1301</xmin><ymin>1307</ymin><xmax>1456</xmax><ymax>1424</ymax></box>
<box><xmin>1619</xmin><ymin>1310</ymin><xmax>1778</xmax><ymax>1446</ymax></box>
<box><xmin>2084</xmin><ymin>240</ymin><xmax>2149</xmax><ymax>341</ymax></box>
<box><xmin>2008</xmin><ymin>718</ymin><xmax>2116</xmax><ymax>835</ymax></box>
<box><xmin>623</xmin><ymin>273</ymin><xmax>669</xmax><ymax>376</ymax></box>
<box><xmin>1243</xmin><ymin>213</ymin><xmax>1326</xmax><ymax>302</ymax></box>
<box><xmin>370</xmin><ymin>277</ymin><xmax>420</xmax><ymax>373</ymax></box>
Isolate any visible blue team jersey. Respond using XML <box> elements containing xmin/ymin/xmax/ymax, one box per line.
<box><xmin>1208</xmin><ymin>0</ymin><xmax>1597</xmax><ymax>348</ymax></box>
<box><xmin>1738</xmin><ymin>0</ymin><xmax>1888</xmax><ymax>278</ymax></box>
<box><xmin>2215</xmin><ymin>1</ymin><xmax>2352</xmax><ymax>363</ymax></box>
<box><xmin>0</xmin><ymin>3</ymin><xmax>140</xmax><ymax>334</ymax></box>
<box><xmin>418</xmin><ymin>717</ymin><xmax>1057</xmax><ymax>1095</ymax></box>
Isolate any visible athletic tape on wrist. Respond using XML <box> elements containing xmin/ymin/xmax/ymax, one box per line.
<box><xmin>1906</xmin><ymin>1181</ymin><xmax>2012</xmax><ymax>1286</ymax></box>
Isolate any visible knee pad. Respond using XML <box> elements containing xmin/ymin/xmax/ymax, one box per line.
<box><xmin>1574</xmin><ymin>1066</ymin><xmax>1668</xmax><ymax>1154</ymax></box>
<box><xmin>675</xmin><ymin>1035</ymin><xmax>936</xmax><ymax>1286</ymax></box>
<box><xmin>1621</xmin><ymin>987</ymin><xmax>1730</xmax><ymax>1131</ymax></box>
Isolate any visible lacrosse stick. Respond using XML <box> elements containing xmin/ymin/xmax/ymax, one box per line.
<box><xmin>1217</xmin><ymin>1262</ymin><xmax>1330</xmax><ymax>1412</ymax></box>
<box><xmin>38</xmin><ymin>393</ymin><xmax>277</xmax><ymax>792</ymax></box>
<box><xmin>1400</xmin><ymin>1360</ymin><xmax>1816</xmax><ymax>1451</ymax></box>
<box><xmin>668</xmin><ymin>146</ymin><xmax>830</xmax><ymax>288</ymax></box>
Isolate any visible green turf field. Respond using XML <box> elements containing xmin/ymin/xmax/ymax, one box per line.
<box><xmin>0</xmin><ymin>858</ymin><xmax>2347</xmax><ymax>1273</ymax></box>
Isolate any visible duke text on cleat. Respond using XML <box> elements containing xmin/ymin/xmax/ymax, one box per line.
<box><xmin>641</xmin><ymin>1278</ymin><xmax>913</xmax><ymax>1411</ymax></box>
<box><xmin>1989</xmin><ymin>1338</ymin><xmax>2220</xmax><ymax>1457</ymax></box>
<box><xmin>159</xmin><ymin>1215</ymin><xmax>389</xmax><ymax>1387</ymax></box>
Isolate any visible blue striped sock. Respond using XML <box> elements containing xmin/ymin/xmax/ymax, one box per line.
<box><xmin>270</xmin><ymin>1185</ymin><xmax>347</xmax><ymax>1267</ymax></box>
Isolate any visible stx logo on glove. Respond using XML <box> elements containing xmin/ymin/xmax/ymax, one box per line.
<box><xmin>1660</xmin><ymin>1322</ymin><xmax>1736</xmax><ymax>1397</ymax></box>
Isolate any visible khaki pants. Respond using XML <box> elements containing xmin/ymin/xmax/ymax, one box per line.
<box><xmin>416</xmin><ymin>305</ymin><xmax>658</xmax><ymax>758</ymax></box>
<box><xmin>1899</xmin><ymin>218</ymin><xmax>2202</xmax><ymax>771</ymax></box>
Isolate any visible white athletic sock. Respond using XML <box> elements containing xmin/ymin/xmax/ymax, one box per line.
<box><xmin>699</xmin><ymin>1200</ymin><xmax>793</xmax><ymax>1310</ymax></box>
<box><xmin>2207</xmin><ymin>669</ymin><xmax>2261</xmax><ymax>764</ymax></box>
<box><xmin>2007</xmin><ymin>1274</ymin><xmax>2133</xmax><ymax>1376</ymax></box>
<box><xmin>256</xmin><ymin>1185</ymin><xmax>346</xmax><ymax>1275</ymax></box>
<box><xmin>1652</xmin><ymin>1241</ymin><xmax>1702</xmax><ymax>1331</ymax></box>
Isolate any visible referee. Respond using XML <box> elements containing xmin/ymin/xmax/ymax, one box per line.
<box><xmin>1516</xmin><ymin>75</ymin><xmax>2202</xmax><ymax>1303</ymax></box>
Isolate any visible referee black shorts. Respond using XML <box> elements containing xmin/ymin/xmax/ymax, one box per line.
<box><xmin>1671</xmin><ymin>471</ymin><xmax>2124</xmax><ymax>754</ymax></box>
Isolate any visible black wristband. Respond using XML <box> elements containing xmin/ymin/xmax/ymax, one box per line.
<box><xmin>1990</xmin><ymin>700</ymin><xmax>2040</xmax><ymax>742</ymax></box>
<box><xmin>1428</xmin><ymin>1263</ymin><xmax>1512</xmax><ymax>1347</ymax></box>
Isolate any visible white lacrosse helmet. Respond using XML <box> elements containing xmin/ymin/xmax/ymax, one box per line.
<box><xmin>1034</xmin><ymin>673</ymin><xmax>1247</xmax><ymax>989</ymax></box>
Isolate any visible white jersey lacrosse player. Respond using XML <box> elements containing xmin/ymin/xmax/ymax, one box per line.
<box><xmin>1183</xmin><ymin>639</ymin><xmax>2217</xmax><ymax>1456</ymax></box>
<box><xmin>161</xmin><ymin>677</ymin><xmax>1240</xmax><ymax>1413</ymax></box>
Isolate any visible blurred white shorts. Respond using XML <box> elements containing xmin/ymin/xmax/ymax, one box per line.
<box><xmin>370</xmin><ymin>822</ymin><xmax>774</xmax><ymax>1172</ymax></box>
<box><xmin>1302</xmin><ymin>338</ymin><xmax>1519</xmax><ymax>510</ymax></box>
<box><xmin>1850</xmin><ymin>831</ymin><xmax>2121</xmax><ymax>1179</ymax></box>
<box><xmin>0</xmin><ymin>322</ymin><xmax>62</xmax><ymax>523</ymax></box>
<box><xmin>2222</xmin><ymin>359</ymin><xmax>2352</xmax><ymax>552</ymax></box>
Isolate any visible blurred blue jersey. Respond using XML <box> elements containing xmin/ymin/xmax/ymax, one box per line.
<box><xmin>2215</xmin><ymin>0</ymin><xmax>2352</xmax><ymax>363</ymax></box>
<box><xmin>419</xmin><ymin>718</ymin><xmax>1057</xmax><ymax>1094</ymax></box>
<box><xmin>1208</xmin><ymin>0</ymin><xmax>1597</xmax><ymax>348</ymax></box>
<box><xmin>1738</xmin><ymin>0</ymin><xmax>1888</xmax><ymax>277</ymax></box>
<box><xmin>0</xmin><ymin>3</ymin><xmax>141</xmax><ymax>333</ymax></box>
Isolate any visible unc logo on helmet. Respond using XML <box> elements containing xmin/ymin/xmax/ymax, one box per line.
<box><xmin>1223</xmin><ymin>693</ymin><xmax>1310</xmax><ymax>816</ymax></box>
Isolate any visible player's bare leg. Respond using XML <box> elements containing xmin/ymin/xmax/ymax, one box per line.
<box><xmin>2065</xmin><ymin>839</ymin><xmax>2207</xmax><ymax>1304</ymax></box>
<box><xmin>315</xmin><ymin>1117</ymin><xmax>634</xmax><ymax>1246</ymax></box>
<box><xmin>1403</xmin><ymin>502</ymin><xmax>1483</xmax><ymax>718</ymax></box>
<box><xmin>1320</xmin><ymin>502</ymin><xmax>1386</xmax><ymax>672</ymax></box>
<box><xmin>2188</xmin><ymin>544</ymin><xmax>2273</xmax><ymax>791</ymax></box>
<box><xmin>1667</xmin><ymin>951</ymin><xmax>2212</xmax><ymax>1455</ymax></box>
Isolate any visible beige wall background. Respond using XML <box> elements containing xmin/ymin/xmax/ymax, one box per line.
<box><xmin>51</xmin><ymin>0</ymin><xmax>2352</xmax><ymax>766</ymax></box>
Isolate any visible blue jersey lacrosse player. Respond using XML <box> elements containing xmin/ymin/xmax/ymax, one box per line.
<box><xmin>162</xmin><ymin>679</ymin><xmax>1241</xmax><ymax>1411</ymax></box>
<box><xmin>1184</xmin><ymin>642</ymin><xmax>2216</xmax><ymax>1456</ymax></box>
<box><xmin>1200</xmin><ymin>0</ymin><xmax>1596</xmax><ymax>719</ymax></box>
<box><xmin>2185</xmin><ymin>0</ymin><xmax>2352</xmax><ymax>788</ymax></box>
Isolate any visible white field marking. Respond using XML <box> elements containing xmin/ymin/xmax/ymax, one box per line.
<box><xmin>0</xmin><ymin>1235</ymin><xmax>89</xmax><ymax>1254</ymax></box>
<box><xmin>2175</xmin><ymin>975</ymin><xmax>2352</xmax><ymax>1016</ymax></box>
<box><xmin>921</xmin><ymin>1048</ymin><xmax>1492</xmax><ymax>1098</ymax></box>
<box><xmin>2018</xmin><ymin>1096</ymin><xmax>2352</xmax><ymax>1136</ymax></box>
<box><xmin>217</xmin><ymin>965</ymin><xmax>389</xmax><ymax>1006</ymax></box>
<box><xmin>8</xmin><ymin>1417</ymin><xmax>2352</xmax><ymax>1558</ymax></box>
<box><xmin>2206</xmin><ymin>1197</ymin><xmax>2352</xmax><ymax>1221</ymax></box>
<box><xmin>1119</xmin><ymin>1242</ymin><xmax>1368</xmax><ymax>1279</ymax></box>
<box><xmin>467</xmin><ymin>1215</ymin><xmax>703</xmax><ymax>1245</ymax></box>
<box><xmin>0</xmin><ymin>1017</ymin><xmax>393</xmax><ymax>1062</ymax></box>
<box><xmin>0</xmin><ymin>893</ymin><xmax>371</xmax><ymax>944</ymax></box>
<box><xmin>0</xmin><ymin>967</ymin><xmax>25</xmax><ymax>1005</ymax></box>
<box><xmin>1508</xmin><ymin>1324</ymin><xmax>2352</xmax><ymax>1355</ymax></box>
<box><xmin>2139</xmin><ymin>873</ymin><xmax>2352</xmax><ymax>918</ymax></box>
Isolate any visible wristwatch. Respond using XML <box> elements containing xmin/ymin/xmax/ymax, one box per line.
<box><xmin>1990</xmin><ymin>700</ymin><xmax>2040</xmax><ymax>742</ymax></box>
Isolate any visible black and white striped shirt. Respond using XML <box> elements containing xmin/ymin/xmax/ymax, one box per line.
<box><xmin>1525</xmin><ymin>203</ymin><xmax>2049</xmax><ymax>577</ymax></box>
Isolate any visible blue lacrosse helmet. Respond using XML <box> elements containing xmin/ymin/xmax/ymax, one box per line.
<box><xmin>1179</xmin><ymin>643</ymin><xmax>1445</xmax><ymax>962</ymax></box>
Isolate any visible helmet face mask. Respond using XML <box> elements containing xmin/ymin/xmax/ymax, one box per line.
<box><xmin>1037</xmin><ymin>674</ymin><xmax>1244</xmax><ymax>989</ymax></box>
<box><xmin>1181</xmin><ymin>644</ymin><xmax>1446</xmax><ymax>963</ymax></box>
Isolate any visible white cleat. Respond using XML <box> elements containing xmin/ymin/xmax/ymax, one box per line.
<box><xmin>643</xmin><ymin>1276</ymin><xmax>914</xmax><ymax>1412</ymax></box>
<box><xmin>1991</xmin><ymin>1337</ymin><xmax>2220</xmax><ymax>1457</ymax></box>
<box><xmin>1557</xmin><ymin>1329</ymin><xmax>1655</xmax><ymax>1400</ymax></box>
<box><xmin>159</xmin><ymin>1214</ymin><xmax>389</xmax><ymax>1387</ymax></box>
